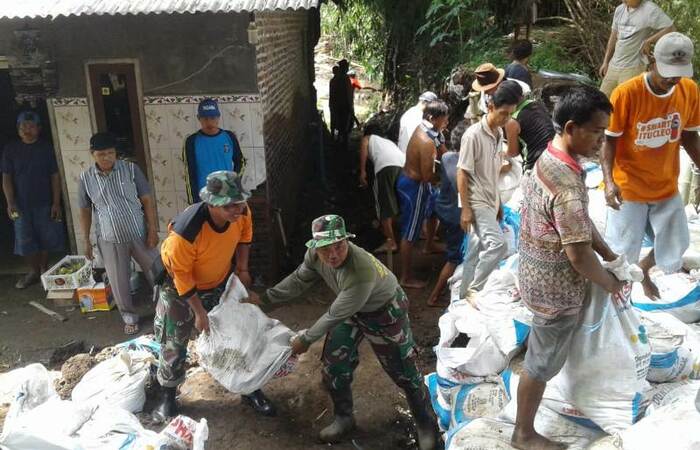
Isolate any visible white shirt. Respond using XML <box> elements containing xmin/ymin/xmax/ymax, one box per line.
<box><xmin>368</xmin><ymin>135</ymin><xmax>406</xmax><ymax>174</ymax></box>
<box><xmin>398</xmin><ymin>104</ymin><xmax>423</xmax><ymax>153</ymax></box>
<box><xmin>610</xmin><ymin>0</ymin><xmax>673</xmax><ymax>69</ymax></box>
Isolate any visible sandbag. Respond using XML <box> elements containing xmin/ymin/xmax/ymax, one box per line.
<box><xmin>632</xmin><ymin>272</ymin><xmax>700</xmax><ymax>323</ymax></box>
<box><xmin>639</xmin><ymin>311</ymin><xmax>700</xmax><ymax>382</ymax></box>
<box><xmin>588</xmin><ymin>188</ymin><xmax>607</xmax><ymax>234</ymax></box>
<box><xmin>436</xmin><ymin>301</ymin><xmax>508</xmax><ymax>381</ymax></box>
<box><xmin>499</xmin><ymin>158</ymin><xmax>522</xmax><ymax>204</ymax></box>
<box><xmin>446</xmin><ymin>418</ymin><xmax>515</xmax><ymax>450</ymax></box>
<box><xmin>449</xmin><ymin>380</ymin><xmax>508</xmax><ymax>429</ymax></box>
<box><xmin>425</xmin><ymin>373</ymin><xmax>458</xmax><ymax>432</ymax></box>
<box><xmin>195</xmin><ymin>274</ymin><xmax>296</xmax><ymax>395</ymax></box>
<box><xmin>71</xmin><ymin>349</ymin><xmax>153</xmax><ymax>413</ymax></box>
<box><xmin>546</xmin><ymin>282</ymin><xmax>651</xmax><ymax>433</ymax></box>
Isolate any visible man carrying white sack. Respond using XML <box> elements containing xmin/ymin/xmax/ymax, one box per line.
<box><xmin>151</xmin><ymin>170</ymin><xmax>274</xmax><ymax>422</ymax></box>
<box><xmin>514</xmin><ymin>86</ymin><xmax>626</xmax><ymax>450</ymax></box>
<box><xmin>261</xmin><ymin>214</ymin><xmax>439</xmax><ymax>449</ymax></box>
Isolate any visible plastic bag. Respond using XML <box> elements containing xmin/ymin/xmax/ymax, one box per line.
<box><xmin>632</xmin><ymin>272</ymin><xmax>700</xmax><ymax>323</ymax></box>
<box><xmin>546</xmin><ymin>282</ymin><xmax>651</xmax><ymax>433</ymax></box>
<box><xmin>449</xmin><ymin>380</ymin><xmax>508</xmax><ymax>429</ymax></box>
<box><xmin>435</xmin><ymin>301</ymin><xmax>508</xmax><ymax>381</ymax></box>
<box><xmin>71</xmin><ymin>349</ymin><xmax>154</xmax><ymax>413</ymax></box>
<box><xmin>425</xmin><ymin>373</ymin><xmax>457</xmax><ymax>432</ymax></box>
<box><xmin>499</xmin><ymin>157</ymin><xmax>522</xmax><ymax>204</ymax></box>
<box><xmin>195</xmin><ymin>274</ymin><xmax>296</xmax><ymax>395</ymax></box>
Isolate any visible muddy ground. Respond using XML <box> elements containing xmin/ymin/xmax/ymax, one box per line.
<box><xmin>0</xmin><ymin>126</ymin><xmax>452</xmax><ymax>449</ymax></box>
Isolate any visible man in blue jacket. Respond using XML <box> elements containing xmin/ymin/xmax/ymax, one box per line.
<box><xmin>183</xmin><ymin>98</ymin><xmax>244</xmax><ymax>203</ymax></box>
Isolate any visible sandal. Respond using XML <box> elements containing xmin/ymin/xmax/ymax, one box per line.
<box><xmin>124</xmin><ymin>323</ymin><xmax>140</xmax><ymax>335</ymax></box>
<box><xmin>15</xmin><ymin>272</ymin><xmax>39</xmax><ymax>289</ymax></box>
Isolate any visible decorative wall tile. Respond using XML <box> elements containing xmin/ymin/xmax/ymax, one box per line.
<box><xmin>150</xmin><ymin>150</ymin><xmax>175</xmax><ymax>193</ymax></box>
<box><xmin>176</xmin><ymin>191</ymin><xmax>190</xmax><ymax>212</ymax></box>
<box><xmin>54</xmin><ymin>105</ymin><xmax>92</xmax><ymax>151</ymax></box>
<box><xmin>220</xmin><ymin>103</ymin><xmax>252</xmax><ymax>147</ymax></box>
<box><xmin>171</xmin><ymin>149</ymin><xmax>188</xmax><ymax>192</ymax></box>
<box><xmin>61</xmin><ymin>150</ymin><xmax>92</xmax><ymax>193</ymax></box>
<box><xmin>165</xmin><ymin>104</ymin><xmax>197</xmax><ymax>149</ymax></box>
<box><xmin>156</xmin><ymin>192</ymin><xmax>178</xmax><ymax>231</ymax></box>
<box><xmin>51</xmin><ymin>98</ymin><xmax>88</xmax><ymax>107</ymax></box>
<box><xmin>144</xmin><ymin>105</ymin><xmax>169</xmax><ymax>150</ymax></box>
<box><xmin>144</xmin><ymin>94</ymin><xmax>260</xmax><ymax>105</ymax></box>
<box><xmin>253</xmin><ymin>147</ymin><xmax>266</xmax><ymax>187</ymax></box>
<box><xmin>249</xmin><ymin>102</ymin><xmax>264</xmax><ymax>147</ymax></box>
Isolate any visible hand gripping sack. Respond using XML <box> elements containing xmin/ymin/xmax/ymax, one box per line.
<box><xmin>195</xmin><ymin>274</ymin><xmax>296</xmax><ymax>395</ymax></box>
<box><xmin>631</xmin><ymin>272</ymin><xmax>700</xmax><ymax>323</ymax></box>
<box><xmin>547</xmin><ymin>283</ymin><xmax>652</xmax><ymax>434</ymax></box>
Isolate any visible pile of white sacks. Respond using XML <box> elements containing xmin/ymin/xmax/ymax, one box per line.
<box><xmin>428</xmin><ymin>166</ymin><xmax>700</xmax><ymax>450</ymax></box>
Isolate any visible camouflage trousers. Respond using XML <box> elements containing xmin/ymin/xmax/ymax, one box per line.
<box><xmin>153</xmin><ymin>279</ymin><xmax>224</xmax><ymax>387</ymax></box>
<box><xmin>322</xmin><ymin>288</ymin><xmax>423</xmax><ymax>394</ymax></box>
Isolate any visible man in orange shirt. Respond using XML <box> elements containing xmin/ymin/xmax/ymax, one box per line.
<box><xmin>602</xmin><ymin>32</ymin><xmax>700</xmax><ymax>297</ymax></box>
<box><xmin>151</xmin><ymin>170</ymin><xmax>273</xmax><ymax>421</ymax></box>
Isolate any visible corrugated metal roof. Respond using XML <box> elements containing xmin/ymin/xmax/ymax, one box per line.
<box><xmin>0</xmin><ymin>0</ymin><xmax>320</xmax><ymax>19</ymax></box>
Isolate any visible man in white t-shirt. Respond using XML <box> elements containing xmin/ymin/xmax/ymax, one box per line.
<box><xmin>359</xmin><ymin>124</ymin><xmax>406</xmax><ymax>253</ymax></box>
<box><xmin>599</xmin><ymin>0</ymin><xmax>674</xmax><ymax>97</ymax></box>
<box><xmin>398</xmin><ymin>91</ymin><xmax>438</xmax><ymax>153</ymax></box>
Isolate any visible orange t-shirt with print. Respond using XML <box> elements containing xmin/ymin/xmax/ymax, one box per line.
<box><xmin>606</xmin><ymin>74</ymin><xmax>700</xmax><ymax>202</ymax></box>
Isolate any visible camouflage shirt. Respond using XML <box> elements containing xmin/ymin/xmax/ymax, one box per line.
<box><xmin>264</xmin><ymin>242</ymin><xmax>399</xmax><ymax>343</ymax></box>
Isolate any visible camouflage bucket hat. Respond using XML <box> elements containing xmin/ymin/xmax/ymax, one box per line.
<box><xmin>305</xmin><ymin>214</ymin><xmax>356</xmax><ymax>249</ymax></box>
<box><xmin>199</xmin><ymin>170</ymin><xmax>250</xmax><ymax>207</ymax></box>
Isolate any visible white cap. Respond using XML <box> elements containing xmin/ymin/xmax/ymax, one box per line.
<box><xmin>654</xmin><ymin>32</ymin><xmax>694</xmax><ymax>78</ymax></box>
<box><xmin>418</xmin><ymin>91</ymin><xmax>438</xmax><ymax>103</ymax></box>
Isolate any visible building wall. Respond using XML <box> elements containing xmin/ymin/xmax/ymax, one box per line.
<box><xmin>254</xmin><ymin>9</ymin><xmax>317</xmax><ymax>279</ymax></box>
<box><xmin>50</xmin><ymin>95</ymin><xmax>265</xmax><ymax>256</ymax></box>
<box><xmin>0</xmin><ymin>12</ymin><xmax>258</xmax><ymax>96</ymax></box>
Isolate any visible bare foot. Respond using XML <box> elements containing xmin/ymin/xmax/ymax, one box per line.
<box><xmin>512</xmin><ymin>429</ymin><xmax>567</xmax><ymax>450</ymax></box>
<box><xmin>422</xmin><ymin>243</ymin><xmax>446</xmax><ymax>255</ymax></box>
<box><xmin>373</xmin><ymin>241</ymin><xmax>398</xmax><ymax>253</ymax></box>
<box><xmin>401</xmin><ymin>278</ymin><xmax>428</xmax><ymax>289</ymax></box>
<box><xmin>641</xmin><ymin>277</ymin><xmax>660</xmax><ymax>300</ymax></box>
<box><xmin>426</xmin><ymin>295</ymin><xmax>448</xmax><ymax>307</ymax></box>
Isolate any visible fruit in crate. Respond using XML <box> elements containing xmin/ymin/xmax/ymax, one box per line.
<box><xmin>56</xmin><ymin>261</ymin><xmax>84</xmax><ymax>275</ymax></box>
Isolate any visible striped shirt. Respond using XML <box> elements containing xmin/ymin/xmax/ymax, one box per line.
<box><xmin>78</xmin><ymin>160</ymin><xmax>151</xmax><ymax>244</ymax></box>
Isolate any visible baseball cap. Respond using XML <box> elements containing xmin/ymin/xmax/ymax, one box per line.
<box><xmin>197</xmin><ymin>98</ymin><xmax>221</xmax><ymax>118</ymax></box>
<box><xmin>654</xmin><ymin>32</ymin><xmax>694</xmax><ymax>78</ymax></box>
<box><xmin>472</xmin><ymin>63</ymin><xmax>505</xmax><ymax>92</ymax></box>
<box><xmin>419</xmin><ymin>91</ymin><xmax>438</xmax><ymax>103</ymax></box>
<box><xmin>90</xmin><ymin>132</ymin><xmax>118</xmax><ymax>151</ymax></box>
<box><xmin>16</xmin><ymin>111</ymin><xmax>40</xmax><ymax>127</ymax></box>
<box><xmin>305</xmin><ymin>214</ymin><xmax>356</xmax><ymax>249</ymax></box>
<box><xmin>199</xmin><ymin>171</ymin><xmax>250</xmax><ymax>207</ymax></box>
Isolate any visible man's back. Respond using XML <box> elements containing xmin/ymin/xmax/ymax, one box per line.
<box><xmin>404</xmin><ymin>126</ymin><xmax>435</xmax><ymax>182</ymax></box>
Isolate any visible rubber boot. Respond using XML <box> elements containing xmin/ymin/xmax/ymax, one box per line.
<box><xmin>405</xmin><ymin>386</ymin><xmax>439</xmax><ymax>450</ymax></box>
<box><xmin>152</xmin><ymin>385</ymin><xmax>178</xmax><ymax>423</ymax></box>
<box><xmin>319</xmin><ymin>387</ymin><xmax>356</xmax><ymax>443</ymax></box>
<box><xmin>242</xmin><ymin>389</ymin><xmax>277</xmax><ymax>417</ymax></box>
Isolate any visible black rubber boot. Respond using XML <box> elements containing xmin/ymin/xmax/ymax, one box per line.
<box><xmin>405</xmin><ymin>386</ymin><xmax>439</xmax><ymax>450</ymax></box>
<box><xmin>152</xmin><ymin>385</ymin><xmax>178</xmax><ymax>423</ymax></box>
<box><xmin>319</xmin><ymin>386</ymin><xmax>356</xmax><ymax>443</ymax></box>
<box><xmin>242</xmin><ymin>389</ymin><xmax>277</xmax><ymax>417</ymax></box>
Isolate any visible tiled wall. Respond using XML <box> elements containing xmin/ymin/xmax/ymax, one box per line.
<box><xmin>50</xmin><ymin>94</ymin><xmax>265</xmax><ymax>252</ymax></box>
<box><xmin>143</xmin><ymin>95</ymin><xmax>265</xmax><ymax>233</ymax></box>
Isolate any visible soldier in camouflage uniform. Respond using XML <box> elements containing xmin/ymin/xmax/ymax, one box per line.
<box><xmin>151</xmin><ymin>170</ymin><xmax>275</xmax><ymax>421</ymax></box>
<box><xmin>262</xmin><ymin>214</ymin><xmax>438</xmax><ymax>450</ymax></box>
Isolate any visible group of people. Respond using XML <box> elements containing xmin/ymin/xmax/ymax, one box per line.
<box><xmin>1</xmin><ymin>1</ymin><xmax>699</xmax><ymax>448</ymax></box>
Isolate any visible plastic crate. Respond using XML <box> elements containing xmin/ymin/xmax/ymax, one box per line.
<box><xmin>41</xmin><ymin>255</ymin><xmax>92</xmax><ymax>291</ymax></box>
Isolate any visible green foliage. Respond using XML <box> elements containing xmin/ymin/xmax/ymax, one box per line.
<box><xmin>529</xmin><ymin>40</ymin><xmax>590</xmax><ymax>75</ymax></box>
<box><xmin>321</xmin><ymin>1</ymin><xmax>386</xmax><ymax>81</ymax></box>
<box><xmin>416</xmin><ymin>0</ymin><xmax>488</xmax><ymax>48</ymax></box>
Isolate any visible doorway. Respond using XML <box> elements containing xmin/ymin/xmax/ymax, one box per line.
<box><xmin>87</xmin><ymin>63</ymin><xmax>148</xmax><ymax>173</ymax></box>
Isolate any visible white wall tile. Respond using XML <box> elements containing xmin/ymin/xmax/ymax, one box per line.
<box><xmin>54</xmin><ymin>105</ymin><xmax>92</xmax><ymax>151</ymax></box>
<box><xmin>175</xmin><ymin>191</ymin><xmax>189</xmax><ymax>212</ymax></box>
<box><xmin>220</xmin><ymin>103</ymin><xmax>253</xmax><ymax>147</ymax></box>
<box><xmin>165</xmin><ymin>104</ymin><xmax>197</xmax><ymax>150</ymax></box>
<box><xmin>249</xmin><ymin>102</ymin><xmax>264</xmax><ymax>147</ymax></box>
<box><xmin>254</xmin><ymin>147</ymin><xmax>266</xmax><ymax>187</ymax></box>
<box><xmin>61</xmin><ymin>150</ymin><xmax>93</xmax><ymax>193</ymax></box>
<box><xmin>171</xmin><ymin>149</ymin><xmax>188</xmax><ymax>192</ymax></box>
<box><xmin>144</xmin><ymin>104</ymin><xmax>169</xmax><ymax>150</ymax></box>
<box><xmin>155</xmin><ymin>191</ymin><xmax>178</xmax><ymax>231</ymax></box>
<box><xmin>150</xmin><ymin>150</ymin><xmax>175</xmax><ymax>193</ymax></box>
